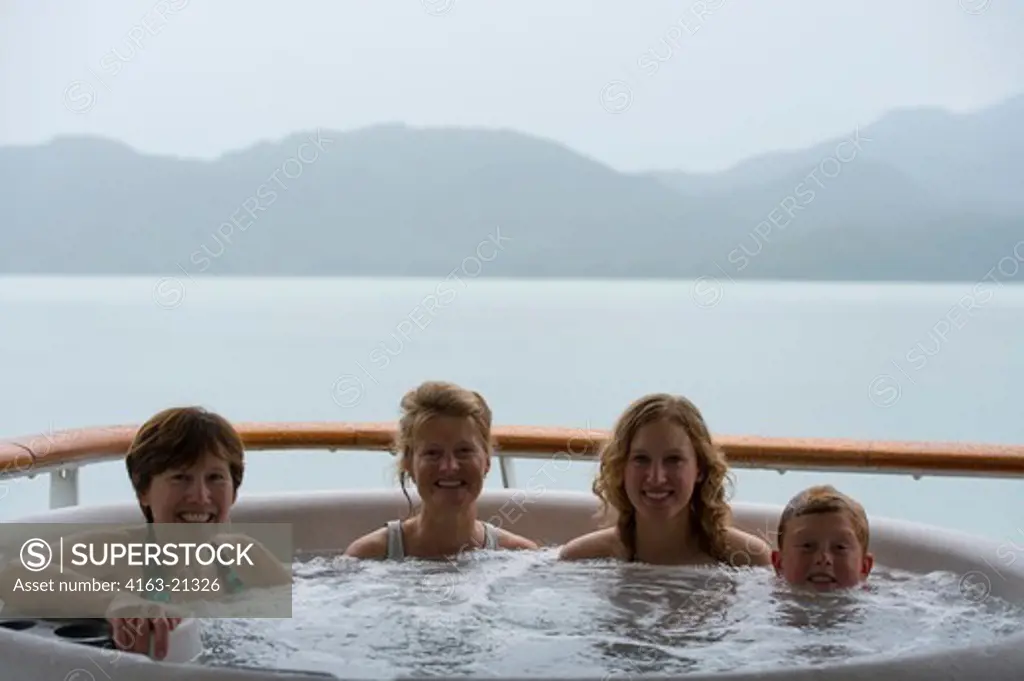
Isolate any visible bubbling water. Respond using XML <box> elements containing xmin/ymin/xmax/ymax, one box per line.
<box><xmin>199</xmin><ymin>548</ymin><xmax>1024</xmax><ymax>678</ymax></box>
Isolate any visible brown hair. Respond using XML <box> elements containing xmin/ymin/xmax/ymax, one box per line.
<box><xmin>776</xmin><ymin>485</ymin><xmax>870</xmax><ymax>552</ymax></box>
<box><xmin>593</xmin><ymin>393</ymin><xmax>734</xmax><ymax>561</ymax></box>
<box><xmin>394</xmin><ymin>381</ymin><xmax>493</xmax><ymax>513</ymax></box>
<box><xmin>125</xmin><ymin>406</ymin><xmax>245</xmax><ymax>522</ymax></box>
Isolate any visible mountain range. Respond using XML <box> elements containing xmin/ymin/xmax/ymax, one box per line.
<box><xmin>2</xmin><ymin>93</ymin><xmax>1022</xmax><ymax>281</ymax></box>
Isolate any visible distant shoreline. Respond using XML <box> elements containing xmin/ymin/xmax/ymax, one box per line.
<box><xmin>3</xmin><ymin>95</ymin><xmax>1021</xmax><ymax>282</ymax></box>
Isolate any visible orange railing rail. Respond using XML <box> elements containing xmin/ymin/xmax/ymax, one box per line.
<box><xmin>3</xmin><ymin>422</ymin><xmax>1023</xmax><ymax>509</ymax></box>
<box><xmin>3</xmin><ymin>422</ymin><xmax>1024</xmax><ymax>477</ymax></box>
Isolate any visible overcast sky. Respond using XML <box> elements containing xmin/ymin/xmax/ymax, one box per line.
<box><xmin>1</xmin><ymin>0</ymin><xmax>1022</xmax><ymax>173</ymax></box>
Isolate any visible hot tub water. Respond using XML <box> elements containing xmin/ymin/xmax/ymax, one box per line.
<box><xmin>198</xmin><ymin>548</ymin><xmax>1024</xmax><ymax>678</ymax></box>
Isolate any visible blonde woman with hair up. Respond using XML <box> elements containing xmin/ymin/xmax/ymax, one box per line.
<box><xmin>344</xmin><ymin>381</ymin><xmax>537</xmax><ymax>560</ymax></box>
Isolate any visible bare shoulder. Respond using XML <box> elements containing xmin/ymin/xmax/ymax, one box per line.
<box><xmin>722</xmin><ymin>527</ymin><xmax>772</xmax><ymax>567</ymax></box>
<box><xmin>495</xmin><ymin>527</ymin><xmax>539</xmax><ymax>551</ymax></box>
<box><xmin>557</xmin><ymin>527</ymin><xmax>624</xmax><ymax>561</ymax></box>
<box><xmin>343</xmin><ymin>527</ymin><xmax>389</xmax><ymax>560</ymax></box>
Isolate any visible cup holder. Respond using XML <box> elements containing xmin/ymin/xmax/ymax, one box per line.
<box><xmin>1</xmin><ymin>618</ymin><xmax>115</xmax><ymax>649</ymax></box>
<box><xmin>0</xmin><ymin>619</ymin><xmax>37</xmax><ymax>631</ymax></box>
<box><xmin>54</xmin><ymin>620</ymin><xmax>113</xmax><ymax>646</ymax></box>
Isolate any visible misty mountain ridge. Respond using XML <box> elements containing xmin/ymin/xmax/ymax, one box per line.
<box><xmin>1</xmin><ymin>93</ymin><xmax>1022</xmax><ymax>281</ymax></box>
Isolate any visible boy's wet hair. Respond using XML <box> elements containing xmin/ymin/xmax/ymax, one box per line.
<box><xmin>125</xmin><ymin>406</ymin><xmax>245</xmax><ymax>522</ymax></box>
<box><xmin>776</xmin><ymin>484</ymin><xmax>869</xmax><ymax>552</ymax></box>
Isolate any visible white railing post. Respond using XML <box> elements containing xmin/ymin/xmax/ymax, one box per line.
<box><xmin>497</xmin><ymin>454</ymin><xmax>517</xmax><ymax>489</ymax></box>
<box><xmin>49</xmin><ymin>467</ymin><xmax>79</xmax><ymax>509</ymax></box>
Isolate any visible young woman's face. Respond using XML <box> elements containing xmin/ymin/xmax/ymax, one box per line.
<box><xmin>138</xmin><ymin>450</ymin><xmax>235</xmax><ymax>523</ymax></box>
<box><xmin>623</xmin><ymin>419</ymin><xmax>701</xmax><ymax>521</ymax></box>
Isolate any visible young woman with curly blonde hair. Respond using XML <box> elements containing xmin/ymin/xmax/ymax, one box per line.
<box><xmin>559</xmin><ymin>393</ymin><xmax>771</xmax><ymax>567</ymax></box>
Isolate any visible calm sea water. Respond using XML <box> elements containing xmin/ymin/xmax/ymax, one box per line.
<box><xmin>0</xmin><ymin>276</ymin><xmax>1022</xmax><ymax>543</ymax></box>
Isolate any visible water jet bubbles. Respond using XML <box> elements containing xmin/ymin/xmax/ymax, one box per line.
<box><xmin>417</xmin><ymin>569</ymin><xmax>459</xmax><ymax>605</ymax></box>
<box><xmin>601</xmin><ymin>655</ymin><xmax>643</xmax><ymax>681</ymax></box>
<box><xmin>702</xmin><ymin>569</ymin><xmax>736</xmax><ymax>597</ymax></box>
<box><xmin>958</xmin><ymin>570</ymin><xmax>992</xmax><ymax>604</ymax></box>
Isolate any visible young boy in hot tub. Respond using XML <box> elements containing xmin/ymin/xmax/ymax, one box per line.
<box><xmin>771</xmin><ymin>485</ymin><xmax>874</xmax><ymax>591</ymax></box>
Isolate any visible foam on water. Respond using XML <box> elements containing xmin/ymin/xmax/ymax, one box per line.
<box><xmin>199</xmin><ymin>549</ymin><xmax>1024</xmax><ymax>677</ymax></box>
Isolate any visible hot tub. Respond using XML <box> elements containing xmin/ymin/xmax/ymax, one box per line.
<box><xmin>3</xmin><ymin>488</ymin><xmax>1024</xmax><ymax>680</ymax></box>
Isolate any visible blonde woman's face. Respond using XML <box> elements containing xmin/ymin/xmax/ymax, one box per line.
<box><xmin>409</xmin><ymin>416</ymin><xmax>489</xmax><ymax>509</ymax></box>
<box><xmin>622</xmin><ymin>419</ymin><xmax>700</xmax><ymax>521</ymax></box>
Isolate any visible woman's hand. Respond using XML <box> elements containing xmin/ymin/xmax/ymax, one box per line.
<box><xmin>107</xmin><ymin>614</ymin><xmax>183</xmax><ymax>660</ymax></box>
<box><xmin>105</xmin><ymin>594</ymin><xmax>185</xmax><ymax>660</ymax></box>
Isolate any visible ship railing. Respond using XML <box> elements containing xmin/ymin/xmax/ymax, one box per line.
<box><xmin>1</xmin><ymin>423</ymin><xmax>1023</xmax><ymax>510</ymax></box>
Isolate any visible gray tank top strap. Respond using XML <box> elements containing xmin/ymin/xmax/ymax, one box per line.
<box><xmin>482</xmin><ymin>522</ymin><xmax>499</xmax><ymax>550</ymax></box>
<box><xmin>385</xmin><ymin>520</ymin><xmax>405</xmax><ymax>560</ymax></box>
<box><xmin>386</xmin><ymin>519</ymin><xmax>497</xmax><ymax>559</ymax></box>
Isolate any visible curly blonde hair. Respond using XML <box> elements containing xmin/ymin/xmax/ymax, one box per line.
<box><xmin>393</xmin><ymin>380</ymin><xmax>493</xmax><ymax>513</ymax></box>
<box><xmin>593</xmin><ymin>393</ymin><xmax>734</xmax><ymax>561</ymax></box>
